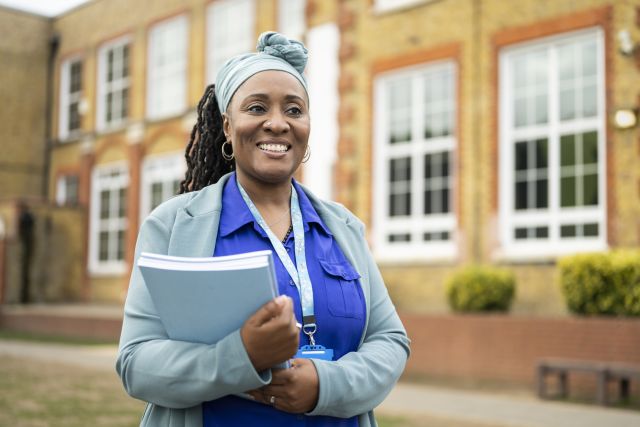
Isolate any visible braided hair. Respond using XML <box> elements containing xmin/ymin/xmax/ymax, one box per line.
<box><xmin>179</xmin><ymin>84</ymin><xmax>235</xmax><ymax>194</ymax></box>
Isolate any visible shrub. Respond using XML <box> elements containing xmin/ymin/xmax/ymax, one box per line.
<box><xmin>446</xmin><ymin>266</ymin><xmax>516</xmax><ymax>313</ymax></box>
<box><xmin>559</xmin><ymin>250</ymin><xmax>640</xmax><ymax>316</ymax></box>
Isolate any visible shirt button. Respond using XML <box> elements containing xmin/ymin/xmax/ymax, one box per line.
<box><xmin>289</xmin><ymin>280</ymin><xmax>295</xmax><ymax>286</ymax></box>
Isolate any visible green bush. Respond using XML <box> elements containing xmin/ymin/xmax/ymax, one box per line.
<box><xmin>559</xmin><ymin>250</ymin><xmax>640</xmax><ymax>316</ymax></box>
<box><xmin>446</xmin><ymin>266</ymin><xmax>516</xmax><ymax>313</ymax></box>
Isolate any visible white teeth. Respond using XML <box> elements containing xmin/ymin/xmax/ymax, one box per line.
<box><xmin>258</xmin><ymin>143</ymin><xmax>288</xmax><ymax>153</ymax></box>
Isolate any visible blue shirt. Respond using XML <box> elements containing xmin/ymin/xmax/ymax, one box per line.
<box><xmin>203</xmin><ymin>173</ymin><xmax>365</xmax><ymax>427</ymax></box>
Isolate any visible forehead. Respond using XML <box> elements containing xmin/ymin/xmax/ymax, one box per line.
<box><xmin>231</xmin><ymin>70</ymin><xmax>308</xmax><ymax>105</ymax></box>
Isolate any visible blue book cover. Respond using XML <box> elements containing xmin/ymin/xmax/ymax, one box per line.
<box><xmin>138</xmin><ymin>250</ymin><xmax>279</xmax><ymax>345</ymax></box>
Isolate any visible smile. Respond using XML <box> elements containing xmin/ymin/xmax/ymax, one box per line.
<box><xmin>258</xmin><ymin>143</ymin><xmax>289</xmax><ymax>153</ymax></box>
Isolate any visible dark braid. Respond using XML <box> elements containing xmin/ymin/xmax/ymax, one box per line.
<box><xmin>179</xmin><ymin>84</ymin><xmax>234</xmax><ymax>194</ymax></box>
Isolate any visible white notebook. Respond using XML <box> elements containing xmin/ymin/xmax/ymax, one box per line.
<box><xmin>138</xmin><ymin>250</ymin><xmax>279</xmax><ymax>345</ymax></box>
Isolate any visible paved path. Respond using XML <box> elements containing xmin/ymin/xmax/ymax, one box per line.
<box><xmin>2</xmin><ymin>339</ymin><xmax>640</xmax><ymax>427</ymax></box>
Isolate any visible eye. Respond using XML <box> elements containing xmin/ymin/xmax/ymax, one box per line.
<box><xmin>287</xmin><ymin>106</ymin><xmax>303</xmax><ymax>116</ymax></box>
<box><xmin>247</xmin><ymin>104</ymin><xmax>266</xmax><ymax>113</ymax></box>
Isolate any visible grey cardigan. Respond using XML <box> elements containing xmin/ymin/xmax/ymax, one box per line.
<box><xmin>116</xmin><ymin>173</ymin><xmax>410</xmax><ymax>427</ymax></box>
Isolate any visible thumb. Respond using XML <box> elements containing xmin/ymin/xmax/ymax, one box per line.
<box><xmin>251</xmin><ymin>295</ymin><xmax>288</xmax><ymax>326</ymax></box>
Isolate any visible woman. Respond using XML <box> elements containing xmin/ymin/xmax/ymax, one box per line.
<box><xmin>117</xmin><ymin>31</ymin><xmax>410</xmax><ymax>427</ymax></box>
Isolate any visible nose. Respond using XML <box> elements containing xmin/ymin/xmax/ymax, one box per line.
<box><xmin>263</xmin><ymin>111</ymin><xmax>289</xmax><ymax>133</ymax></box>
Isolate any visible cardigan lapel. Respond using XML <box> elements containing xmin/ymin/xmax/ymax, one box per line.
<box><xmin>167</xmin><ymin>174</ymin><xmax>231</xmax><ymax>257</ymax></box>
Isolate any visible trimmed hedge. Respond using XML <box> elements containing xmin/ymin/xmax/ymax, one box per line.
<box><xmin>446</xmin><ymin>266</ymin><xmax>516</xmax><ymax>313</ymax></box>
<box><xmin>558</xmin><ymin>250</ymin><xmax>640</xmax><ymax>316</ymax></box>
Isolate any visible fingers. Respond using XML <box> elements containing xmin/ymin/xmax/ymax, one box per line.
<box><xmin>251</xmin><ymin>295</ymin><xmax>289</xmax><ymax>326</ymax></box>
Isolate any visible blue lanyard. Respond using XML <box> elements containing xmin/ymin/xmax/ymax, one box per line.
<box><xmin>237</xmin><ymin>180</ymin><xmax>318</xmax><ymax>345</ymax></box>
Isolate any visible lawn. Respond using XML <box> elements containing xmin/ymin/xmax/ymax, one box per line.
<box><xmin>0</xmin><ymin>353</ymin><xmax>500</xmax><ymax>427</ymax></box>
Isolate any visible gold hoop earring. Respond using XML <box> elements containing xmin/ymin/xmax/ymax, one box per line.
<box><xmin>302</xmin><ymin>145</ymin><xmax>311</xmax><ymax>163</ymax></box>
<box><xmin>221</xmin><ymin>141</ymin><xmax>234</xmax><ymax>161</ymax></box>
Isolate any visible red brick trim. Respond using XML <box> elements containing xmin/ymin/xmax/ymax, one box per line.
<box><xmin>489</xmin><ymin>6</ymin><xmax>614</xmax><ymax>244</ymax></box>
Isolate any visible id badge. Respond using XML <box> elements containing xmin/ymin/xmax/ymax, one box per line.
<box><xmin>295</xmin><ymin>345</ymin><xmax>334</xmax><ymax>361</ymax></box>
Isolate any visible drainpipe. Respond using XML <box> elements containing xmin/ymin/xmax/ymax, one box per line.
<box><xmin>42</xmin><ymin>32</ymin><xmax>60</xmax><ymax>201</ymax></box>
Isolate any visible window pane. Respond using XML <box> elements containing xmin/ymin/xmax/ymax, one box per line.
<box><xmin>584</xmin><ymin>223</ymin><xmax>598</xmax><ymax>237</ymax></box>
<box><xmin>583</xmin><ymin>173</ymin><xmax>598</xmax><ymax>206</ymax></box>
<box><xmin>535</xmin><ymin>227</ymin><xmax>548</xmax><ymax>238</ymax></box>
<box><xmin>535</xmin><ymin>94</ymin><xmax>548</xmax><ymax>124</ymax></box>
<box><xmin>515</xmin><ymin>182</ymin><xmax>527</xmax><ymax>210</ymax></box>
<box><xmin>117</xmin><ymin>230</ymin><xmax>125</xmax><ymax>260</ymax></box>
<box><xmin>536</xmin><ymin>139</ymin><xmax>548</xmax><ymax>168</ymax></box>
<box><xmin>99</xmin><ymin>231</ymin><xmax>109</xmax><ymax>261</ymax></box>
<box><xmin>151</xmin><ymin>182</ymin><xmax>163</xmax><ymax>209</ymax></box>
<box><xmin>560</xmin><ymin>135</ymin><xmax>575</xmax><ymax>166</ymax></box>
<box><xmin>560</xmin><ymin>177</ymin><xmax>576</xmax><ymax>207</ymax></box>
<box><xmin>514</xmin><ymin>228</ymin><xmax>528</xmax><ymax>239</ymax></box>
<box><xmin>388</xmin><ymin>233</ymin><xmax>411</xmax><ymax>243</ymax></box>
<box><xmin>65</xmin><ymin>176</ymin><xmax>79</xmax><ymax>204</ymax></box>
<box><xmin>121</xmin><ymin>88</ymin><xmax>129</xmax><ymax>119</ymax></box>
<box><xmin>69</xmin><ymin>102</ymin><xmax>80</xmax><ymax>131</ymax></box>
<box><xmin>582</xmin><ymin>41</ymin><xmax>597</xmax><ymax>77</ymax></box>
<box><xmin>441</xmin><ymin>187</ymin><xmax>450</xmax><ymax>213</ymax></box>
<box><xmin>515</xmin><ymin>142</ymin><xmax>527</xmax><ymax>171</ymax></box>
<box><xmin>122</xmin><ymin>45</ymin><xmax>130</xmax><ymax>77</ymax></box>
<box><xmin>559</xmin><ymin>88</ymin><xmax>575</xmax><ymax>121</ymax></box>
<box><xmin>582</xmin><ymin>131</ymin><xmax>598</xmax><ymax>164</ymax></box>
<box><xmin>514</xmin><ymin>97</ymin><xmax>527</xmax><ymax>127</ymax></box>
<box><xmin>118</xmin><ymin>188</ymin><xmax>127</xmax><ymax>218</ymax></box>
<box><xmin>560</xmin><ymin>224</ymin><xmax>577</xmax><ymax>237</ymax></box>
<box><xmin>100</xmin><ymin>190</ymin><xmax>110</xmax><ymax>219</ymax></box>
<box><xmin>582</xmin><ymin>84</ymin><xmax>597</xmax><ymax>117</ymax></box>
<box><xmin>389</xmin><ymin>79</ymin><xmax>411</xmax><ymax>144</ymax></box>
<box><xmin>536</xmin><ymin>179</ymin><xmax>548</xmax><ymax>209</ymax></box>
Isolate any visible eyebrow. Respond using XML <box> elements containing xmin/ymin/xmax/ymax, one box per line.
<box><xmin>244</xmin><ymin>93</ymin><xmax>307</xmax><ymax>103</ymax></box>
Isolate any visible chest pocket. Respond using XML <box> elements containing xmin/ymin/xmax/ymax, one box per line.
<box><xmin>319</xmin><ymin>259</ymin><xmax>363</xmax><ymax>319</ymax></box>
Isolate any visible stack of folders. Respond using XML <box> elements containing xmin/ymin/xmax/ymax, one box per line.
<box><xmin>138</xmin><ymin>250</ymin><xmax>279</xmax><ymax>346</ymax></box>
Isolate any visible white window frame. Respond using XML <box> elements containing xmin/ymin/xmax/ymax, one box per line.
<box><xmin>140</xmin><ymin>153</ymin><xmax>186</xmax><ymax>223</ymax></box>
<box><xmin>96</xmin><ymin>35</ymin><xmax>131</xmax><ymax>132</ymax></box>
<box><xmin>59</xmin><ymin>56</ymin><xmax>83</xmax><ymax>140</ymax></box>
<box><xmin>89</xmin><ymin>162</ymin><xmax>129</xmax><ymax>275</ymax></box>
<box><xmin>373</xmin><ymin>0</ymin><xmax>435</xmax><ymax>15</ymax></box>
<box><xmin>498</xmin><ymin>28</ymin><xmax>606</xmax><ymax>260</ymax></box>
<box><xmin>147</xmin><ymin>14</ymin><xmax>189</xmax><ymax>120</ymax></box>
<box><xmin>278</xmin><ymin>0</ymin><xmax>306</xmax><ymax>41</ymax></box>
<box><xmin>206</xmin><ymin>0</ymin><xmax>255</xmax><ymax>84</ymax></box>
<box><xmin>373</xmin><ymin>61</ymin><xmax>457</xmax><ymax>263</ymax></box>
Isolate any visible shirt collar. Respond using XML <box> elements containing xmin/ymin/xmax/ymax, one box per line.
<box><xmin>218</xmin><ymin>173</ymin><xmax>258</xmax><ymax>237</ymax></box>
<box><xmin>219</xmin><ymin>172</ymin><xmax>332</xmax><ymax>237</ymax></box>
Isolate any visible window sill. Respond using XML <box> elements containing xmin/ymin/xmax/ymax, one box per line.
<box><xmin>491</xmin><ymin>241</ymin><xmax>609</xmax><ymax>264</ymax></box>
<box><xmin>371</xmin><ymin>0</ymin><xmax>440</xmax><ymax>16</ymax></box>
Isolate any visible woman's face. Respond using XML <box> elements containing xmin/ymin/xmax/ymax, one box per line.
<box><xmin>223</xmin><ymin>70</ymin><xmax>310</xmax><ymax>187</ymax></box>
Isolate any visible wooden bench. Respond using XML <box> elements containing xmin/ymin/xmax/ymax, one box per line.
<box><xmin>537</xmin><ymin>358</ymin><xmax>640</xmax><ymax>405</ymax></box>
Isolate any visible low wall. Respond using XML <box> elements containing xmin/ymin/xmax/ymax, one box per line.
<box><xmin>401</xmin><ymin>313</ymin><xmax>640</xmax><ymax>389</ymax></box>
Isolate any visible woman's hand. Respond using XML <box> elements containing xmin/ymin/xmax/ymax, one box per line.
<box><xmin>241</xmin><ymin>295</ymin><xmax>299</xmax><ymax>372</ymax></box>
<box><xmin>248</xmin><ymin>358</ymin><xmax>319</xmax><ymax>413</ymax></box>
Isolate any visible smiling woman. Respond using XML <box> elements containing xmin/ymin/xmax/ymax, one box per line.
<box><xmin>116</xmin><ymin>31</ymin><xmax>410</xmax><ymax>427</ymax></box>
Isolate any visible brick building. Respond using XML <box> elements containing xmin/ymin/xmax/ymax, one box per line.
<box><xmin>1</xmin><ymin>0</ymin><xmax>639</xmax><ymax>314</ymax></box>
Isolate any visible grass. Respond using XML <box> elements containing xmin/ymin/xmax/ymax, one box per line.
<box><xmin>0</xmin><ymin>356</ymin><xmax>144</xmax><ymax>427</ymax></box>
<box><xmin>0</xmin><ymin>329</ymin><xmax>118</xmax><ymax>346</ymax></box>
<box><xmin>0</xmin><ymin>353</ymin><xmax>510</xmax><ymax>427</ymax></box>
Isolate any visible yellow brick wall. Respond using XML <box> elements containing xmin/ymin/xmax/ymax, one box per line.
<box><xmin>48</xmin><ymin>0</ymin><xmax>286</xmax><ymax>302</ymax></box>
<box><xmin>0</xmin><ymin>8</ymin><xmax>50</xmax><ymax>200</ymax></box>
<box><xmin>342</xmin><ymin>0</ymin><xmax>640</xmax><ymax>314</ymax></box>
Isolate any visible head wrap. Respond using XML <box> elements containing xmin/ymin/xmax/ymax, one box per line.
<box><xmin>215</xmin><ymin>31</ymin><xmax>308</xmax><ymax>113</ymax></box>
